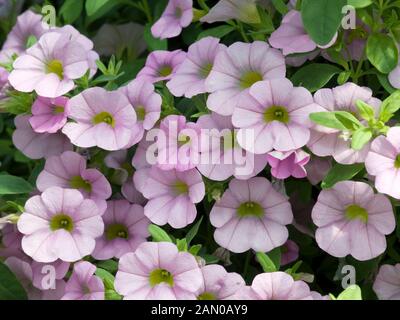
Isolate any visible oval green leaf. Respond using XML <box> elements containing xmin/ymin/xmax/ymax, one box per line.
<box><xmin>366</xmin><ymin>34</ymin><xmax>398</xmax><ymax>74</ymax></box>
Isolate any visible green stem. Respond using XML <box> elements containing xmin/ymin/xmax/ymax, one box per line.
<box><xmin>236</xmin><ymin>21</ymin><xmax>250</xmax><ymax>43</ymax></box>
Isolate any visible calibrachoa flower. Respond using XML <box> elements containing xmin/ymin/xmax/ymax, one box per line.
<box><xmin>269</xmin><ymin>10</ymin><xmax>337</xmax><ymax>56</ymax></box>
<box><xmin>308</xmin><ymin>83</ymin><xmax>381</xmax><ymax>164</ymax></box>
<box><xmin>281</xmin><ymin>240</ymin><xmax>300</xmax><ymax>266</ymax></box>
<box><xmin>365</xmin><ymin>127</ymin><xmax>400</xmax><ymax>199</ymax></box>
<box><xmin>151</xmin><ymin>0</ymin><xmax>193</xmax><ymax>39</ymax></box>
<box><xmin>115</xmin><ymin>242</ymin><xmax>203</xmax><ymax>300</ymax></box>
<box><xmin>312</xmin><ymin>181</ymin><xmax>395</xmax><ymax>261</ymax></box>
<box><xmin>206</xmin><ymin>41</ymin><xmax>286</xmax><ymax>116</ymax></box>
<box><xmin>62</xmin><ymin>87</ymin><xmax>138</xmax><ymax>151</ymax></box>
<box><xmin>36</xmin><ymin>151</ymin><xmax>112</xmax><ymax>213</ymax></box>
<box><xmin>134</xmin><ymin>166</ymin><xmax>205</xmax><ymax>229</ymax></box>
<box><xmin>17</xmin><ymin>187</ymin><xmax>104</xmax><ymax>263</ymax></box>
<box><xmin>156</xmin><ymin>115</ymin><xmax>201</xmax><ymax>172</ymax></box>
<box><xmin>31</xmin><ymin>260</ymin><xmax>70</xmax><ymax>291</ymax></box>
<box><xmin>167</xmin><ymin>37</ymin><xmax>226</xmax><ymax>98</ymax></box>
<box><xmin>92</xmin><ymin>200</ymin><xmax>150</xmax><ymax>260</ymax></box>
<box><xmin>240</xmin><ymin>272</ymin><xmax>318</xmax><ymax>300</ymax></box>
<box><xmin>62</xmin><ymin>261</ymin><xmax>104</xmax><ymax>300</ymax></box>
<box><xmin>0</xmin><ymin>224</ymin><xmax>25</xmax><ymax>260</ymax></box>
<box><xmin>201</xmin><ymin>0</ymin><xmax>260</xmax><ymax>24</ymax></box>
<box><xmin>136</xmin><ymin>50</ymin><xmax>186</xmax><ymax>83</ymax></box>
<box><xmin>118</xmin><ymin>78</ymin><xmax>162</xmax><ymax>143</ymax></box>
<box><xmin>266</xmin><ymin>149</ymin><xmax>310</xmax><ymax>180</ymax></box>
<box><xmin>373</xmin><ymin>264</ymin><xmax>400</xmax><ymax>300</ymax></box>
<box><xmin>233</xmin><ymin>78</ymin><xmax>317</xmax><ymax>153</ymax></box>
<box><xmin>305</xmin><ymin>156</ymin><xmax>332</xmax><ymax>185</ymax></box>
<box><xmin>9</xmin><ymin>31</ymin><xmax>91</xmax><ymax>98</ymax></box>
<box><xmin>210</xmin><ymin>177</ymin><xmax>293</xmax><ymax>253</ymax></box>
<box><xmin>29</xmin><ymin>96</ymin><xmax>69</xmax><ymax>133</ymax></box>
<box><xmin>0</xmin><ymin>66</ymin><xmax>8</xmax><ymax>100</ymax></box>
<box><xmin>12</xmin><ymin>115</ymin><xmax>72</xmax><ymax>159</ymax></box>
<box><xmin>196</xmin><ymin>112</ymin><xmax>268</xmax><ymax>181</ymax></box>
<box><xmin>2</xmin><ymin>10</ymin><xmax>48</xmax><ymax>57</ymax></box>
<box><xmin>196</xmin><ymin>264</ymin><xmax>245</xmax><ymax>300</ymax></box>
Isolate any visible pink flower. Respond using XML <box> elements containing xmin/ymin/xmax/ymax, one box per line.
<box><xmin>29</xmin><ymin>96</ymin><xmax>69</xmax><ymax>133</ymax></box>
<box><xmin>167</xmin><ymin>37</ymin><xmax>226</xmax><ymax>98</ymax></box>
<box><xmin>312</xmin><ymin>181</ymin><xmax>395</xmax><ymax>261</ymax></box>
<box><xmin>156</xmin><ymin>115</ymin><xmax>201</xmax><ymax>172</ymax></box>
<box><xmin>196</xmin><ymin>264</ymin><xmax>245</xmax><ymax>300</ymax></box>
<box><xmin>115</xmin><ymin>242</ymin><xmax>203</xmax><ymax>300</ymax></box>
<box><xmin>266</xmin><ymin>149</ymin><xmax>310</xmax><ymax>180</ymax></box>
<box><xmin>17</xmin><ymin>187</ymin><xmax>104</xmax><ymax>263</ymax></box>
<box><xmin>0</xmin><ymin>66</ymin><xmax>9</xmax><ymax>100</ymax></box>
<box><xmin>12</xmin><ymin>115</ymin><xmax>72</xmax><ymax>160</ymax></box>
<box><xmin>233</xmin><ymin>78</ymin><xmax>317</xmax><ymax>153</ymax></box>
<box><xmin>196</xmin><ymin>112</ymin><xmax>268</xmax><ymax>181</ymax></box>
<box><xmin>31</xmin><ymin>260</ymin><xmax>70</xmax><ymax>291</ymax></box>
<box><xmin>308</xmin><ymin>83</ymin><xmax>381</xmax><ymax>164</ymax></box>
<box><xmin>281</xmin><ymin>240</ymin><xmax>299</xmax><ymax>266</ymax></box>
<box><xmin>0</xmin><ymin>224</ymin><xmax>25</xmax><ymax>260</ymax></box>
<box><xmin>200</xmin><ymin>0</ymin><xmax>260</xmax><ymax>24</ymax></box>
<box><xmin>62</xmin><ymin>87</ymin><xmax>137</xmax><ymax>151</ymax></box>
<box><xmin>206</xmin><ymin>41</ymin><xmax>286</xmax><ymax>116</ymax></box>
<box><xmin>151</xmin><ymin>0</ymin><xmax>193</xmax><ymax>39</ymax></box>
<box><xmin>134</xmin><ymin>166</ymin><xmax>205</xmax><ymax>229</ymax></box>
<box><xmin>269</xmin><ymin>10</ymin><xmax>337</xmax><ymax>56</ymax></box>
<box><xmin>2</xmin><ymin>10</ymin><xmax>48</xmax><ymax>57</ymax></box>
<box><xmin>118</xmin><ymin>78</ymin><xmax>162</xmax><ymax>144</ymax></box>
<box><xmin>92</xmin><ymin>200</ymin><xmax>150</xmax><ymax>260</ymax></box>
<box><xmin>241</xmin><ymin>272</ymin><xmax>318</xmax><ymax>300</ymax></box>
<box><xmin>365</xmin><ymin>127</ymin><xmax>400</xmax><ymax>199</ymax></box>
<box><xmin>210</xmin><ymin>177</ymin><xmax>293</xmax><ymax>253</ymax></box>
<box><xmin>9</xmin><ymin>32</ymin><xmax>91</xmax><ymax>98</ymax></box>
<box><xmin>305</xmin><ymin>156</ymin><xmax>332</xmax><ymax>185</ymax></box>
<box><xmin>137</xmin><ymin>50</ymin><xmax>186</xmax><ymax>83</ymax></box>
<box><xmin>62</xmin><ymin>261</ymin><xmax>104</xmax><ymax>300</ymax></box>
<box><xmin>36</xmin><ymin>151</ymin><xmax>111</xmax><ymax>213</ymax></box>
<box><xmin>373</xmin><ymin>264</ymin><xmax>400</xmax><ymax>300</ymax></box>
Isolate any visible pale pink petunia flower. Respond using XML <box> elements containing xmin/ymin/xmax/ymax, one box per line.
<box><xmin>266</xmin><ymin>149</ymin><xmax>310</xmax><ymax>180</ymax></box>
<box><xmin>205</xmin><ymin>41</ymin><xmax>286</xmax><ymax>116</ymax></box>
<box><xmin>115</xmin><ymin>242</ymin><xmax>203</xmax><ymax>300</ymax></box>
<box><xmin>239</xmin><ymin>272</ymin><xmax>319</xmax><ymax>300</ymax></box>
<box><xmin>36</xmin><ymin>151</ymin><xmax>111</xmax><ymax>213</ymax></box>
<box><xmin>196</xmin><ymin>112</ymin><xmax>268</xmax><ymax>181</ymax></box>
<box><xmin>196</xmin><ymin>264</ymin><xmax>245</xmax><ymax>300</ymax></box>
<box><xmin>0</xmin><ymin>66</ymin><xmax>9</xmax><ymax>100</ymax></box>
<box><xmin>373</xmin><ymin>264</ymin><xmax>400</xmax><ymax>300</ymax></box>
<box><xmin>134</xmin><ymin>166</ymin><xmax>205</xmax><ymax>229</ymax></box>
<box><xmin>210</xmin><ymin>177</ymin><xmax>293</xmax><ymax>253</ymax></box>
<box><xmin>0</xmin><ymin>224</ymin><xmax>25</xmax><ymax>260</ymax></box>
<box><xmin>118</xmin><ymin>78</ymin><xmax>162</xmax><ymax>144</ymax></box>
<box><xmin>305</xmin><ymin>156</ymin><xmax>332</xmax><ymax>185</ymax></box>
<box><xmin>365</xmin><ymin>127</ymin><xmax>400</xmax><ymax>199</ymax></box>
<box><xmin>167</xmin><ymin>37</ymin><xmax>226</xmax><ymax>98</ymax></box>
<box><xmin>31</xmin><ymin>260</ymin><xmax>70</xmax><ymax>291</ymax></box>
<box><xmin>200</xmin><ymin>0</ymin><xmax>260</xmax><ymax>24</ymax></box>
<box><xmin>62</xmin><ymin>261</ymin><xmax>104</xmax><ymax>300</ymax></box>
<box><xmin>92</xmin><ymin>200</ymin><xmax>150</xmax><ymax>260</ymax></box>
<box><xmin>136</xmin><ymin>50</ymin><xmax>186</xmax><ymax>83</ymax></box>
<box><xmin>311</xmin><ymin>181</ymin><xmax>395</xmax><ymax>261</ymax></box>
<box><xmin>62</xmin><ymin>87</ymin><xmax>138</xmax><ymax>151</ymax></box>
<box><xmin>307</xmin><ymin>83</ymin><xmax>382</xmax><ymax>164</ymax></box>
<box><xmin>29</xmin><ymin>96</ymin><xmax>69</xmax><ymax>133</ymax></box>
<box><xmin>281</xmin><ymin>240</ymin><xmax>299</xmax><ymax>266</ymax></box>
<box><xmin>17</xmin><ymin>187</ymin><xmax>104</xmax><ymax>263</ymax></box>
<box><xmin>8</xmin><ymin>32</ymin><xmax>91</xmax><ymax>98</ymax></box>
<box><xmin>12</xmin><ymin>115</ymin><xmax>72</xmax><ymax>160</ymax></box>
<box><xmin>151</xmin><ymin>0</ymin><xmax>193</xmax><ymax>39</ymax></box>
<box><xmin>233</xmin><ymin>78</ymin><xmax>318</xmax><ymax>154</ymax></box>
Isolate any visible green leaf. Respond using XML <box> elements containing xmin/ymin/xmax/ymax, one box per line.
<box><xmin>351</xmin><ymin>128</ymin><xmax>373</xmax><ymax>150</ymax></box>
<box><xmin>310</xmin><ymin>111</ymin><xmax>362</xmax><ymax>131</ymax></box>
<box><xmin>376</xmin><ymin>72</ymin><xmax>396</xmax><ymax>94</ymax></box>
<box><xmin>197</xmin><ymin>25</ymin><xmax>235</xmax><ymax>40</ymax></box>
<box><xmin>336</xmin><ymin>285</ymin><xmax>362</xmax><ymax>300</ymax></box>
<box><xmin>0</xmin><ymin>175</ymin><xmax>33</xmax><ymax>195</ymax></box>
<box><xmin>256</xmin><ymin>248</ymin><xmax>281</xmax><ymax>273</ymax></box>
<box><xmin>291</xmin><ymin>63</ymin><xmax>342</xmax><ymax>92</ymax></box>
<box><xmin>148</xmin><ymin>224</ymin><xmax>173</xmax><ymax>242</ymax></box>
<box><xmin>271</xmin><ymin>0</ymin><xmax>288</xmax><ymax>15</ymax></box>
<box><xmin>176</xmin><ymin>238</ymin><xmax>188</xmax><ymax>251</ymax></box>
<box><xmin>379</xmin><ymin>90</ymin><xmax>400</xmax><ymax>122</ymax></box>
<box><xmin>0</xmin><ymin>261</ymin><xmax>28</xmax><ymax>300</ymax></box>
<box><xmin>189</xmin><ymin>244</ymin><xmax>202</xmax><ymax>256</ymax></box>
<box><xmin>321</xmin><ymin>163</ymin><xmax>365</xmax><ymax>189</ymax></box>
<box><xmin>347</xmin><ymin>0</ymin><xmax>373</xmax><ymax>8</ymax></box>
<box><xmin>366</xmin><ymin>34</ymin><xmax>398</xmax><ymax>74</ymax></box>
<box><xmin>95</xmin><ymin>268</ymin><xmax>122</xmax><ymax>300</ymax></box>
<box><xmin>60</xmin><ymin>0</ymin><xmax>83</xmax><ymax>24</ymax></box>
<box><xmin>143</xmin><ymin>24</ymin><xmax>168</xmax><ymax>51</ymax></box>
<box><xmin>97</xmin><ymin>260</ymin><xmax>118</xmax><ymax>274</ymax></box>
<box><xmin>334</xmin><ymin>111</ymin><xmax>362</xmax><ymax>130</ymax></box>
<box><xmin>86</xmin><ymin>0</ymin><xmax>119</xmax><ymax>22</ymax></box>
<box><xmin>185</xmin><ymin>216</ymin><xmax>203</xmax><ymax>245</ymax></box>
<box><xmin>356</xmin><ymin>100</ymin><xmax>375</xmax><ymax>121</ymax></box>
<box><xmin>301</xmin><ymin>0</ymin><xmax>346</xmax><ymax>45</ymax></box>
